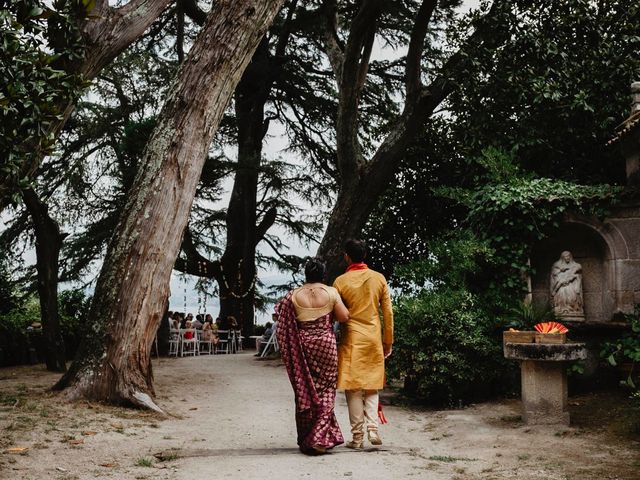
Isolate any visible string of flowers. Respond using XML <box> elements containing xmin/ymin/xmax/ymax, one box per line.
<box><xmin>219</xmin><ymin>260</ymin><xmax>258</xmax><ymax>299</ymax></box>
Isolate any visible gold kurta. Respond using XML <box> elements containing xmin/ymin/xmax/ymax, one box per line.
<box><xmin>333</xmin><ymin>269</ymin><xmax>393</xmax><ymax>390</ymax></box>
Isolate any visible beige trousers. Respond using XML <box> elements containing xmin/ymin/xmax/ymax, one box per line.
<box><xmin>345</xmin><ymin>389</ymin><xmax>379</xmax><ymax>435</ymax></box>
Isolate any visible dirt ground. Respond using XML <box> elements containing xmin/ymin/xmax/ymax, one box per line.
<box><xmin>0</xmin><ymin>352</ymin><xmax>638</xmax><ymax>480</ymax></box>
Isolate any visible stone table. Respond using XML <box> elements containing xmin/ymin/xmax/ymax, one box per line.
<box><xmin>504</xmin><ymin>342</ymin><xmax>587</xmax><ymax>426</ymax></box>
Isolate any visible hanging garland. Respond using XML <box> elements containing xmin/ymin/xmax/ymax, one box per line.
<box><xmin>181</xmin><ymin>257</ymin><xmax>188</xmax><ymax>313</ymax></box>
<box><xmin>196</xmin><ymin>261</ymin><xmax>212</xmax><ymax>315</ymax></box>
<box><xmin>219</xmin><ymin>259</ymin><xmax>258</xmax><ymax>299</ymax></box>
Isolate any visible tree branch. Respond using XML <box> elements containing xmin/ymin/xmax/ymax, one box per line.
<box><xmin>255</xmin><ymin>206</ymin><xmax>278</xmax><ymax>243</ymax></box>
<box><xmin>182</xmin><ymin>0</ymin><xmax>208</xmax><ymax>26</ymax></box>
<box><xmin>177</xmin><ymin>229</ymin><xmax>221</xmax><ymax>279</ymax></box>
<box><xmin>405</xmin><ymin>0</ymin><xmax>438</xmax><ymax>105</ymax></box>
<box><xmin>319</xmin><ymin>0</ymin><xmax>345</xmax><ymax>78</ymax></box>
<box><xmin>335</xmin><ymin>0</ymin><xmax>382</xmax><ymax>182</ymax></box>
<box><xmin>81</xmin><ymin>0</ymin><xmax>174</xmax><ymax>78</ymax></box>
<box><xmin>274</xmin><ymin>0</ymin><xmax>300</xmax><ymax>58</ymax></box>
<box><xmin>365</xmin><ymin>0</ymin><xmax>512</xmax><ymax>193</ymax></box>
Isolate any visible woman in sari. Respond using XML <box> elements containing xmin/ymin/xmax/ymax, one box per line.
<box><xmin>275</xmin><ymin>258</ymin><xmax>349</xmax><ymax>455</ymax></box>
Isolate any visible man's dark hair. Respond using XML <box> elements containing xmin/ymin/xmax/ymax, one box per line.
<box><xmin>344</xmin><ymin>239</ymin><xmax>366</xmax><ymax>263</ymax></box>
<box><xmin>304</xmin><ymin>257</ymin><xmax>327</xmax><ymax>283</ymax></box>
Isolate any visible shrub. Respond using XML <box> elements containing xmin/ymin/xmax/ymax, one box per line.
<box><xmin>601</xmin><ymin>305</ymin><xmax>640</xmax><ymax>390</ymax></box>
<box><xmin>0</xmin><ymin>297</ymin><xmax>41</xmax><ymax>366</ymax></box>
<box><xmin>58</xmin><ymin>289</ymin><xmax>91</xmax><ymax>357</ymax></box>
<box><xmin>0</xmin><ymin>289</ymin><xmax>90</xmax><ymax>366</ymax></box>
<box><xmin>387</xmin><ymin>288</ymin><xmax>514</xmax><ymax>406</ymax></box>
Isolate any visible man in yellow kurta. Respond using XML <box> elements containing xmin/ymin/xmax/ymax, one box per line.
<box><xmin>333</xmin><ymin>239</ymin><xmax>393</xmax><ymax>448</ymax></box>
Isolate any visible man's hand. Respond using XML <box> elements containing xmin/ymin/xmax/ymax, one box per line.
<box><xmin>383</xmin><ymin>343</ymin><xmax>393</xmax><ymax>359</ymax></box>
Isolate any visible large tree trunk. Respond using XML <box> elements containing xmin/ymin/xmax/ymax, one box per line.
<box><xmin>218</xmin><ymin>39</ymin><xmax>272</xmax><ymax>335</ymax></box>
<box><xmin>54</xmin><ymin>0</ymin><xmax>286</xmax><ymax>410</ymax></box>
<box><xmin>317</xmin><ymin>184</ymin><xmax>376</xmax><ymax>282</ymax></box>
<box><xmin>21</xmin><ymin>189</ymin><xmax>67</xmax><ymax>372</ymax></box>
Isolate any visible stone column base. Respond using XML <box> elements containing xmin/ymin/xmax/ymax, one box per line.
<box><xmin>521</xmin><ymin>360</ymin><xmax>569</xmax><ymax>426</ymax></box>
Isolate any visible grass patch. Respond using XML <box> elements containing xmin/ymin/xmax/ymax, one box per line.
<box><xmin>136</xmin><ymin>457</ymin><xmax>154</xmax><ymax>467</ymax></box>
<box><xmin>0</xmin><ymin>393</ymin><xmax>22</xmax><ymax>406</ymax></box>
<box><xmin>427</xmin><ymin>455</ymin><xmax>477</xmax><ymax>463</ymax></box>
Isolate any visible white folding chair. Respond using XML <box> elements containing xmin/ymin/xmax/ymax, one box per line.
<box><xmin>259</xmin><ymin>324</ymin><xmax>279</xmax><ymax>358</ymax></box>
<box><xmin>234</xmin><ymin>329</ymin><xmax>243</xmax><ymax>352</ymax></box>
<box><xmin>168</xmin><ymin>328</ymin><xmax>180</xmax><ymax>357</ymax></box>
<box><xmin>199</xmin><ymin>329</ymin><xmax>214</xmax><ymax>355</ymax></box>
<box><xmin>180</xmin><ymin>329</ymin><xmax>199</xmax><ymax>357</ymax></box>
<box><xmin>216</xmin><ymin>330</ymin><xmax>230</xmax><ymax>354</ymax></box>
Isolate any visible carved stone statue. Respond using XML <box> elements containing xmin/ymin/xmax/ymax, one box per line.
<box><xmin>550</xmin><ymin>251</ymin><xmax>584</xmax><ymax>319</ymax></box>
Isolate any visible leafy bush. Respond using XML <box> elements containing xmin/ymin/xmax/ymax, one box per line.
<box><xmin>387</xmin><ymin>288</ymin><xmax>513</xmax><ymax>406</ymax></box>
<box><xmin>0</xmin><ymin>255</ymin><xmax>19</xmax><ymax>314</ymax></box>
<box><xmin>0</xmin><ymin>289</ymin><xmax>90</xmax><ymax>366</ymax></box>
<box><xmin>58</xmin><ymin>289</ymin><xmax>91</xmax><ymax>357</ymax></box>
<box><xmin>0</xmin><ymin>296</ymin><xmax>41</xmax><ymax>366</ymax></box>
<box><xmin>601</xmin><ymin>306</ymin><xmax>640</xmax><ymax>390</ymax></box>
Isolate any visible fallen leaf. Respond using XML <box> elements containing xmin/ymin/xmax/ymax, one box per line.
<box><xmin>5</xmin><ymin>447</ymin><xmax>29</xmax><ymax>454</ymax></box>
<box><xmin>82</xmin><ymin>431</ymin><xmax>98</xmax><ymax>436</ymax></box>
<box><xmin>99</xmin><ymin>463</ymin><xmax>117</xmax><ymax>468</ymax></box>
<box><xmin>68</xmin><ymin>439</ymin><xmax>84</xmax><ymax>445</ymax></box>
<box><xmin>188</xmin><ymin>407</ymin><xmax>198</xmax><ymax>411</ymax></box>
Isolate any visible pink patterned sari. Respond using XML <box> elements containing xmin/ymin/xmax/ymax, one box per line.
<box><xmin>275</xmin><ymin>292</ymin><xmax>344</xmax><ymax>453</ymax></box>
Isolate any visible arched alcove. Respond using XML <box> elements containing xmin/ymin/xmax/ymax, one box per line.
<box><xmin>530</xmin><ymin>222</ymin><xmax>615</xmax><ymax>323</ymax></box>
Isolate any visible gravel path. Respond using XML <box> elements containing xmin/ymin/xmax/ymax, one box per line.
<box><xmin>1</xmin><ymin>352</ymin><xmax>638</xmax><ymax>479</ymax></box>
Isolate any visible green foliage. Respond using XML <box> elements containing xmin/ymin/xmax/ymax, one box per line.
<box><xmin>366</xmin><ymin>0</ymin><xmax>638</xmax><ymax>279</ymax></box>
<box><xmin>0</xmin><ymin>254</ymin><xmax>19</xmax><ymax>314</ymax></box>
<box><xmin>601</xmin><ymin>306</ymin><xmax>640</xmax><ymax>390</ymax></box>
<box><xmin>387</xmin><ymin>287</ymin><xmax>511</xmax><ymax>406</ymax></box>
<box><xmin>0</xmin><ymin>1</ymin><xmax>86</xmax><ymax>201</ymax></box>
<box><xmin>448</xmin><ymin>0</ymin><xmax>640</xmax><ymax>184</ymax></box>
<box><xmin>0</xmin><ymin>296</ymin><xmax>41</xmax><ymax>332</ymax></box>
<box><xmin>439</xmin><ymin>153</ymin><xmax>620</xmax><ymax>296</ymax></box>
<box><xmin>0</xmin><ymin>289</ymin><xmax>90</xmax><ymax>365</ymax></box>
<box><xmin>504</xmin><ymin>302</ymin><xmax>556</xmax><ymax>330</ymax></box>
<box><xmin>57</xmin><ymin>289</ymin><xmax>90</xmax><ymax>353</ymax></box>
<box><xmin>393</xmin><ymin>231</ymin><xmax>495</xmax><ymax>294</ymax></box>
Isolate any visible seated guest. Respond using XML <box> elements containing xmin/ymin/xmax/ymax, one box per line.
<box><xmin>184</xmin><ymin>319</ymin><xmax>194</xmax><ymax>339</ymax></box>
<box><xmin>220</xmin><ymin>315</ymin><xmax>238</xmax><ymax>330</ymax></box>
<box><xmin>192</xmin><ymin>314</ymin><xmax>204</xmax><ymax>329</ymax></box>
<box><xmin>171</xmin><ymin>312</ymin><xmax>182</xmax><ymax>330</ymax></box>
<box><xmin>202</xmin><ymin>318</ymin><xmax>219</xmax><ymax>345</ymax></box>
<box><xmin>255</xmin><ymin>322</ymin><xmax>275</xmax><ymax>356</ymax></box>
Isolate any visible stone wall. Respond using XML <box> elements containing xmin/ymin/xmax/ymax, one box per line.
<box><xmin>530</xmin><ymin>205</ymin><xmax>640</xmax><ymax>324</ymax></box>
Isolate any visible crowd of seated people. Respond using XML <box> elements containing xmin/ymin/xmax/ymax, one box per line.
<box><xmin>168</xmin><ymin>311</ymin><xmax>245</xmax><ymax>347</ymax></box>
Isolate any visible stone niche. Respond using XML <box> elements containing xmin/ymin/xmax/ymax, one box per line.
<box><xmin>530</xmin><ymin>212</ymin><xmax>640</xmax><ymax>325</ymax></box>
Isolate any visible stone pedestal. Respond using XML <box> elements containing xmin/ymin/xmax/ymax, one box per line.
<box><xmin>504</xmin><ymin>342</ymin><xmax>587</xmax><ymax>426</ymax></box>
<box><xmin>520</xmin><ymin>360</ymin><xmax>569</xmax><ymax>425</ymax></box>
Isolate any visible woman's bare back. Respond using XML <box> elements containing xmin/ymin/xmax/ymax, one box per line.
<box><xmin>293</xmin><ymin>283</ymin><xmax>332</xmax><ymax>308</ymax></box>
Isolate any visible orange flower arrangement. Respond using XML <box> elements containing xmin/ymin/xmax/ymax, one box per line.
<box><xmin>533</xmin><ymin>321</ymin><xmax>568</xmax><ymax>334</ymax></box>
